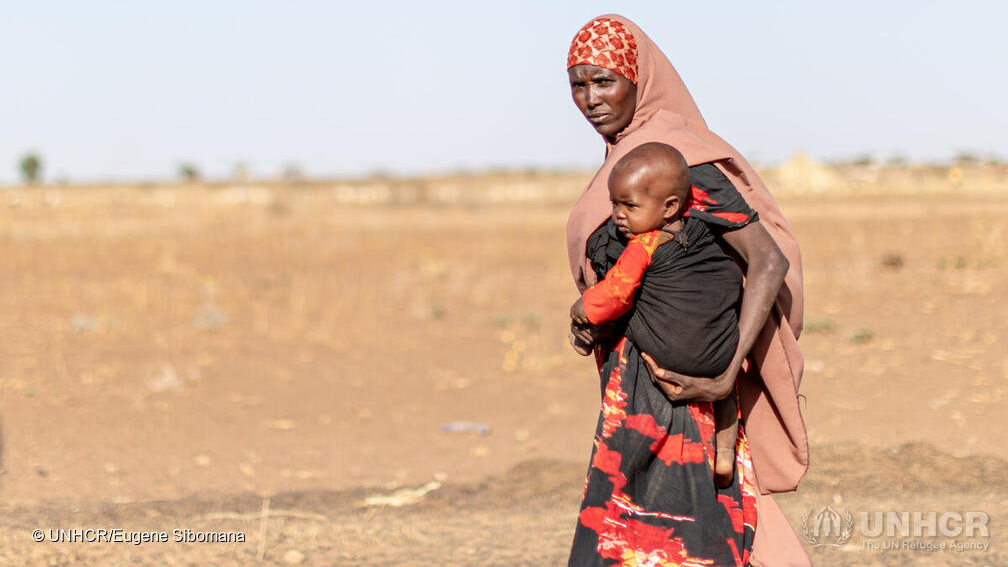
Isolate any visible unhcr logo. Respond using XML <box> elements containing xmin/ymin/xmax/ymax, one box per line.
<box><xmin>801</xmin><ymin>505</ymin><xmax>854</xmax><ymax>546</ymax></box>
<box><xmin>800</xmin><ymin>506</ymin><xmax>991</xmax><ymax>552</ymax></box>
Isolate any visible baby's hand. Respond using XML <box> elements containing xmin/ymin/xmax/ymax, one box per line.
<box><xmin>569</xmin><ymin>327</ymin><xmax>594</xmax><ymax>356</ymax></box>
<box><xmin>569</xmin><ymin>297</ymin><xmax>593</xmax><ymax>356</ymax></box>
<box><xmin>570</xmin><ymin>296</ymin><xmax>589</xmax><ymax>325</ymax></box>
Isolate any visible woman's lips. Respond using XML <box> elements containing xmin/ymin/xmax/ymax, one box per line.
<box><xmin>588</xmin><ymin>113</ymin><xmax>610</xmax><ymax>125</ymax></box>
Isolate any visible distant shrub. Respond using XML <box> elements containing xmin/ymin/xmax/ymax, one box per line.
<box><xmin>849</xmin><ymin>328</ymin><xmax>874</xmax><ymax>345</ymax></box>
<box><xmin>804</xmin><ymin>319</ymin><xmax>836</xmax><ymax>334</ymax></box>
<box><xmin>880</xmin><ymin>252</ymin><xmax>904</xmax><ymax>271</ymax></box>
<box><xmin>178</xmin><ymin>162</ymin><xmax>201</xmax><ymax>182</ymax></box>
<box><xmin>937</xmin><ymin>256</ymin><xmax>969</xmax><ymax>270</ymax></box>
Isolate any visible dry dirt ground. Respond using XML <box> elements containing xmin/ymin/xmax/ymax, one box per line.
<box><xmin>1</xmin><ymin>183</ymin><xmax>1006</xmax><ymax>565</ymax></box>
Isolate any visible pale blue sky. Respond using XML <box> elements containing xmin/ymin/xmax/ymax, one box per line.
<box><xmin>1</xmin><ymin>1</ymin><xmax>1003</xmax><ymax>183</ymax></box>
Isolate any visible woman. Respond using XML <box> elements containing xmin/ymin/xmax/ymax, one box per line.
<box><xmin>565</xmin><ymin>15</ymin><xmax>810</xmax><ymax>566</ymax></box>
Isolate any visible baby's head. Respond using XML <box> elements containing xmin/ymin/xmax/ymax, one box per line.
<box><xmin>607</xmin><ymin>142</ymin><xmax>691</xmax><ymax>238</ymax></box>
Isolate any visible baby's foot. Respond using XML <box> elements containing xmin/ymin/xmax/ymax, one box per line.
<box><xmin>714</xmin><ymin>447</ymin><xmax>735</xmax><ymax>489</ymax></box>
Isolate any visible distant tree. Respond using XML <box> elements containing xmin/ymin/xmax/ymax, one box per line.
<box><xmin>886</xmin><ymin>154</ymin><xmax>908</xmax><ymax>166</ymax></box>
<box><xmin>827</xmin><ymin>154</ymin><xmax>875</xmax><ymax>168</ymax></box>
<box><xmin>178</xmin><ymin>162</ymin><xmax>201</xmax><ymax>182</ymax></box>
<box><xmin>849</xmin><ymin>154</ymin><xmax>875</xmax><ymax>167</ymax></box>
<box><xmin>367</xmin><ymin>168</ymin><xmax>394</xmax><ymax>180</ymax></box>
<box><xmin>954</xmin><ymin>152</ymin><xmax>979</xmax><ymax>165</ymax></box>
<box><xmin>232</xmin><ymin>162</ymin><xmax>251</xmax><ymax>182</ymax></box>
<box><xmin>19</xmin><ymin>153</ymin><xmax>42</xmax><ymax>184</ymax></box>
<box><xmin>282</xmin><ymin>163</ymin><xmax>304</xmax><ymax>181</ymax></box>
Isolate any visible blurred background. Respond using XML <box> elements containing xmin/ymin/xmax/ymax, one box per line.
<box><xmin>1</xmin><ymin>2</ymin><xmax>1006</xmax><ymax>565</ymax></box>
<box><xmin>3</xmin><ymin>0</ymin><xmax>1006</xmax><ymax>183</ymax></box>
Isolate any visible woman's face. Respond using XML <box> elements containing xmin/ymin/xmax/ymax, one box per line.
<box><xmin>568</xmin><ymin>64</ymin><xmax>637</xmax><ymax>141</ymax></box>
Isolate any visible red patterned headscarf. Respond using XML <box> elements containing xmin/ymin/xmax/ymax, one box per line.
<box><xmin>567</xmin><ymin>17</ymin><xmax>639</xmax><ymax>84</ymax></box>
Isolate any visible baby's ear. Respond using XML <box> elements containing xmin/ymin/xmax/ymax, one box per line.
<box><xmin>664</xmin><ymin>195</ymin><xmax>680</xmax><ymax>218</ymax></box>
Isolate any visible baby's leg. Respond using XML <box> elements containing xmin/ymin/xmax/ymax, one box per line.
<box><xmin>713</xmin><ymin>389</ymin><xmax>738</xmax><ymax>489</ymax></box>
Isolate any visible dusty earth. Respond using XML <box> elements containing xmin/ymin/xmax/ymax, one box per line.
<box><xmin>1</xmin><ymin>180</ymin><xmax>1006</xmax><ymax>565</ymax></box>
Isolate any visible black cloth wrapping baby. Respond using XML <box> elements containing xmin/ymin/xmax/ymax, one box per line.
<box><xmin>586</xmin><ymin>215</ymin><xmax>742</xmax><ymax>377</ymax></box>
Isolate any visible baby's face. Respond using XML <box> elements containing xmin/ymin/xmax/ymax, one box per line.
<box><xmin>608</xmin><ymin>177</ymin><xmax>668</xmax><ymax>239</ymax></box>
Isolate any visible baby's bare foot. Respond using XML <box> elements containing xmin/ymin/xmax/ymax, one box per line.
<box><xmin>714</xmin><ymin>447</ymin><xmax>735</xmax><ymax>488</ymax></box>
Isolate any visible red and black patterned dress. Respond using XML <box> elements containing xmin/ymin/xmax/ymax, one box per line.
<box><xmin>568</xmin><ymin>164</ymin><xmax>759</xmax><ymax>566</ymax></box>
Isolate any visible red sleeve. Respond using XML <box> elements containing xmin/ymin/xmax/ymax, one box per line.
<box><xmin>582</xmin><ymin>231</ymin><xmax>661</xmax><ymax>325</ymax></box>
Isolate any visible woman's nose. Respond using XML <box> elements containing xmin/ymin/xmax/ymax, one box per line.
<box><xmin>584</xmin><ymin>85</ymin><xmax>601</xmax><ymax>108</ymax></box>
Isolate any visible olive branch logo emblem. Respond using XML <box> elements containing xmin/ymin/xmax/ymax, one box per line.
<box><xmin>801</xmin><ymin>506</ymin><xmax>854</xmax><ymax>546</ymax></box>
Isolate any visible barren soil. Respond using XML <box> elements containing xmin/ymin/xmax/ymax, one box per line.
<box><xmin>1</xmin><ymin>184</ymin><xmax>1006</xmax><ymax>565</ymax></box>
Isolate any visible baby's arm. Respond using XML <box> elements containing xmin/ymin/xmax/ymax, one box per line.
<box><xmin>581</xmin><ymin>230</ymin><xmax>666</xmax><ymax>324</ymax></box>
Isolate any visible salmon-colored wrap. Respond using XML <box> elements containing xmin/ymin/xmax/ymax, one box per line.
<box><xmin>566</xmin><ymin>15</ymin><xmax>811</xmax><ymax>566</ymax></box>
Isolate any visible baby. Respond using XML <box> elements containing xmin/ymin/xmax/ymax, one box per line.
<box><xmin>570</xmin><ymin>142</ymin><xmax>743</xmax><ymax>488</ymax></box>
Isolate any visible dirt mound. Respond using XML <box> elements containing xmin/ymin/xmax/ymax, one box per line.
<box><xmin>802</xmin><ymin>441</ymin><xmax>1008</xmax><ymax>495</ymax></box>
<box><xmin>3</xmin><ymin>443</ymin><xmax>1005</xmax><ymax>565</ymax></box>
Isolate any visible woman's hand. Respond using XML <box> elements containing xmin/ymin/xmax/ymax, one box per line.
<box><xmin>640</xmin><ymin>352</ymin><xmax>736</xmax><ymax>402</ymax></box>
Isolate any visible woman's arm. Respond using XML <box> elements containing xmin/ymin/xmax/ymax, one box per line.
<box><xmin>644</xmin><ymin>219</ymin><xmax>788</xmax><ymax>401</ymax></box>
